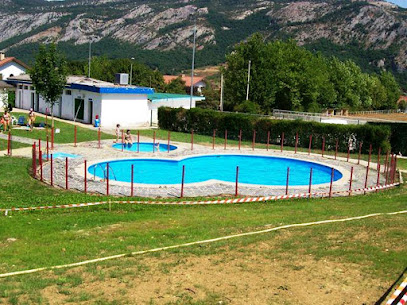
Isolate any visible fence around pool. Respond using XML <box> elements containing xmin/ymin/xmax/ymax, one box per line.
<box><xmin>27</xmin><ymin>127</ymin><xmax>401</xmax><ymax>199</ymax></box>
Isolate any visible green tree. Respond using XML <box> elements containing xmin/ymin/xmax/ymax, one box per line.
<box><xmin>379</xmin><ymin>71</ymin><xmax>401</xmax><ymax>109</ymax></box>
<box><xmin>164</xmin><ymin>77</ymin><xmax>186</xmax><ymax>94</ymax></box>
<box><xmin>29</xmin><ymin>43</ymin><xmax>68</xmax><ymax>127</ymax></box>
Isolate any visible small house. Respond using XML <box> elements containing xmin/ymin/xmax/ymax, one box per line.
<box><xmin>0</xmin><ymin>52</ymin><xmax>29</xmax><ymax>80</ymax></box>
<box><xmin>163</xmin><ymin>74</ymin><xmax>206</xmax><ymax>96</ymax></box>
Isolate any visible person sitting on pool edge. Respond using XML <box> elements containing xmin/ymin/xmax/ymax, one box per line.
<box><xmin>124</xmin><ymin>129</ymin><xmax>133</xmax><ymax>148</ymax></box>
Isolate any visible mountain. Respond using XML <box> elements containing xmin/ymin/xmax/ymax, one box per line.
<box><xmin>0</xmin><ymin>0</ymin><xmax>406</xmax><ymax>87</ymax></box>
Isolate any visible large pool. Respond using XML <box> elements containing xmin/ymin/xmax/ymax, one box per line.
<box><xmin>112</xmin><ymin>142</ymin><xmax>177</xmax><ymax>153</ymax></box>
<box><xmin>88</xmin><ymin>155</ymin><xmax>342</xmax><ymax>186</ymax></box>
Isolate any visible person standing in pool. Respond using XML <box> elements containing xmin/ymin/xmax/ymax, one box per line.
<box><xmin>114</xmin><ymin>124</ymin><xmax>121</xmax><ymax>143</ymax></box>
<box><xmin>124</xmin><ymin>129</ymin><xmax>133</xmax><ymax>148</ymax></box>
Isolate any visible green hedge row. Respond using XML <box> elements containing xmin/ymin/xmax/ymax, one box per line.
<box><xmin>369</xmin><ymin>122</ymin><xmax>406</xmax><ymax>155</ymax></box>
<box><xmin>158</xmin><ymin>107</ymin><xmax>391</xmax><ymax>153</ymax></box>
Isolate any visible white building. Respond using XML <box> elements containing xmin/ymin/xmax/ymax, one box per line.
<box><xmin>0</xmin><ymin>52</ymin><xmax>28</xmax><ymax>80</ymax></box>
<box><xmin>7</xmin><ymin>75</ymin><xmax>203</xmax><ymax>128</ymax></box>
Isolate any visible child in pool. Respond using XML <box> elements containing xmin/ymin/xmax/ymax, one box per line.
<box><xmin>124</xmin><ymin>129</ymin><xmax>133</xmax><ymax>148</ymax></box>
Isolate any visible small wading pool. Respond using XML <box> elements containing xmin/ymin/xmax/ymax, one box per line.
<box><xmin>112</xmin><ymin>142</ymin><xmax>177</xmax><ymax>153</ymax></box>
<box><xmin>88</xmin><ymin>155</ymin><xmax>342</xmax><ymax>186</ymax></box>
<box><xmin>43</xmin><ymin>152</ymin><xmax>81</xmax><ymax>159</ymax></box>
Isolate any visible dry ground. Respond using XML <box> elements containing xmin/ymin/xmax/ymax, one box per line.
<box><xmin>349</xmin><ymin>112</ymin><xmax>407</xmax><ymax>122</ymax></box>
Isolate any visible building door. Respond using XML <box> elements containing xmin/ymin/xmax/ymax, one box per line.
<box><xmin>35</xmin><ymin>94</ymin><xmax>39</xmax><ymax>111</ymax></box>
<box><xmin>74</xmin><ymin>98</ymin><xmax>84</xmax><ymax>121</ymax></box>
<box><xmin>88</xmin><ymin>99</ymin><xmax>93</xmax><ymax>124</ymax></box>
<box><xmin>31</xmin><ymin>93</ymin><xmax>34</xmax><ymax>109</ymax></box>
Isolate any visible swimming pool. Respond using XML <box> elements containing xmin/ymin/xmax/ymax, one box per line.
<box><xmin>88</xmin><ymin>155</ymin><xmax>342</xmax><ymax>186</ymax></box>
<box><xmin>112</xmin><ymin>142</ymin><xmax>177</xmax><ymax>153</ymax></box>
<box><xmin>43</xmin><ymin>152</ymin><xmax>81</xmax><ymax>159</ymax></box>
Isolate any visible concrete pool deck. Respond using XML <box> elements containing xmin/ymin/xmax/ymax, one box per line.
<box><xmin>32</xmin><ymin>137</ymin><xmax>386</xmax><ymax>198</ymax></box>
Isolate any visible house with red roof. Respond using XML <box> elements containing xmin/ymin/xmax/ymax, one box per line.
<box><xmin>163</xmin><ymin>74</ymin><xmax>206</xmax><ymax>96</ymax></box>
<box><xmin>0</xmin><ymin>52</ymin><xmax>29</xmax><ymax>80</ymax></box>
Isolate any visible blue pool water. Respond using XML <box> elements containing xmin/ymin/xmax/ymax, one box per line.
<box><xmin>112</xmin><ymin>142</ymin><xmax>177</xmax><ymax>152</ymax></box>
<box><xmin>88</xmin><ymin>155</ymin><xmax>342</xmax><ymax>186</ymax></box>
<box><xmin>43</xmin><ymin>152</ymin><xmax>81</xmax><ymax>159</ymax></box>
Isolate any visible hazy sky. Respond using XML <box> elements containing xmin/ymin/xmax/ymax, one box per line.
<box><xmin>386</xmin><ymin>0</ymin><xmax>407</xmax><ymax>8</ymax></box>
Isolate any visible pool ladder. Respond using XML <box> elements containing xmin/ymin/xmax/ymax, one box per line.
<box><xmin>93</xmin><ymin>164</ymin><xmax>117</xmax><ymax>181</ymax></box>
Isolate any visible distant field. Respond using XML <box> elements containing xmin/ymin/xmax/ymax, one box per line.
<box><xmin>350</xmin><ymin>112</ymin><xmax>407</xmax><ymax>122</ymax></box>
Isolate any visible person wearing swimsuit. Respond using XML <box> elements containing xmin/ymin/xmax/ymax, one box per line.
<box><xmin>28</xmin><ymin>108</ymin><xmax>36</xmax><ymax>131</ymax></box>
<box><xmin>124</xmin><ymin>129</ymin><xmax>133</xmax><ymax>147</ymax></box>
<box><xmin>3</xmin><ymin>110</ymin><xmax>10</xmax><ymax>132</ymax></box>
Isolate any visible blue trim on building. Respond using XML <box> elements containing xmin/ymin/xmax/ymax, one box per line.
<box><xmin>69</xmin><ymin>84</ymin><xmax>154</xmax><ymax>94</ymax></box>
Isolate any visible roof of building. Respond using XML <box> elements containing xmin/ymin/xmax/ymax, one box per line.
<box><xmin>0</xmin><ymin>57</ymin><xmax>30</xmax><ymax>70</ymax></box>
<box><xmin>163</xmin><ymin>75</ymin><xmax>206</xmax><ymax>87</ymax></box>
<box><xmin>398</xmin><ymin>95</ymin><xmax>407</xmax><ymax>102</ymax></box>
<box><xmin>6</xmin><ymin>75</ymin><xmax>154</xmax><ymax>95</ymax></box>
<box><xmin>148</xmin><ymin>93</ymin><xmax>205</xmax><ymax>102</ymax></box>
<box><xmin>0</xmin><ymin>80</ymin><xmax>14</xmax><ymax>89</ymax></box>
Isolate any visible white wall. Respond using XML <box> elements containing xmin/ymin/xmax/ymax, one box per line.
<box><xmin>101</xmin><ymin>94</ymin><xmax>150</xmax><ymax>128</ymax></box>
<box><xmin>0</xmin><ymin>62</ymin><xmax>26</xmax><ymax>80</ymax></box>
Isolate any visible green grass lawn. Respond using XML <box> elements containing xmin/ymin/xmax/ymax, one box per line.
<box><xmin>1</xmin><ymin>112</ymin><xmax>113</xmax><ymax>144</ymax></box>
<box><xmin>398</xmin><ymin>157</ymin><xmax>407</xmax><ymax>170</ymax></box>
<box><xmin>0</xmin><ymin>139</ymin><xmax>30</xmax><ymax>151</ymax></box>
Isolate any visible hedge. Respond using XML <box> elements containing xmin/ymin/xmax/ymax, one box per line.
<box><xmin>158</xmin><ymin>107</ymin><xmax>391</xmax><ymax>153</ymax></box>
<box><xmin>368</xmin><ymin>122</ymin><xmax>407</xmax><ymax>155</ymax></box>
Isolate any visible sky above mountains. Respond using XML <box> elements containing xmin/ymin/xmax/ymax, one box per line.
<box><xmin>386</xmin><ymin>0</ymin><xmax>407</xmax><ymax>7</ymax></box>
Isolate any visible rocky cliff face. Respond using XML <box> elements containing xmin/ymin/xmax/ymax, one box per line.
<box><xmin>0</xmin><ymin>0</ymin><xmax>406</xmax><ymax>74</ymax></box>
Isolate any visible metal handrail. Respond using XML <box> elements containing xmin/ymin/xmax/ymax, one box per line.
<box><xmin>92</xmin><ymin>164</ymin><xmax>117</xmax><ymax>181</ymax></box>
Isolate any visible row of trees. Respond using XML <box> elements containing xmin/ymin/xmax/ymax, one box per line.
<box><xmin>223</xmin><ymin>34</ymin><xmax>401</xmax><ymax>113</ymax></box>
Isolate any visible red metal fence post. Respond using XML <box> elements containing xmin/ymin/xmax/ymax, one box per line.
<box><xmin>7</xmin><ymin>131</ymin><xmax>11</xmax><ymax>156</ymax></box>
<box><xmin>32</xmin><ymin>143</ymin><xmax>36</xmax><ymax>178</ymax></box>
<box><xmin>285</xmin><ymin>167</ymin><xmax>290</xmax><ymax>195</ymax></box>
<box><xmin>65</xmin><ymin>157</ymin><xmax>69</xmax><ymax>190</ymax></box>
<box><xmin>50</xmin><ymin>154</ymin><xmax>54</xmax><ymax>186</ymax></box>
<box><xmin>348</xmin><ymin>166</ymin><xmax>354</xmax><ymax>196</ymax></box>
<box><xmin>137</xmin><ymin>131</ymin><xmax>140</xmax><ymax>153</ymax></box>
<box><xmin>38</xmin><ymin>139</ymin><xmax>41</xmax><ymax>156</ymax></box>
<box><xmin>252</xmin><ymin>130</ymin><xmax>256</xmax><ymax>151</ymax></box>
<box><xmin>212</xmin><ymin>129</ymin><xmax>216</xmax><ymax>150</ymax></box>
<box><xmin>308</xmin><ymin>168</ymin><xmax>313</xmax><ymax>198</ymax></box>
<box><xmin>180</xmin><ymin>165</ymin><xmax>185</xmax><ymax>198</ymax></box>
<box><xmin>267</xmin><ymin>131</ymin><xmax>270</xmax><ymax>151</ymax></box>
<box><xmin>376</xmin><ymin>163</ymin><xmax>381</xmax><ymax>191</ymax></box>
<box><xmin>239</xmin><ymin>129</ymin><xmax>242</xmax><ymax>150</ymax></box>
<box><xmin>308</xmin><ymin>135</ymin><xmax>312</xmax><ymax>155</ymax></box>
<box><xmin>191</xmin><ymin>129</ymin><xmax>194</xmax><ymax>151</ymax></box>
<box><xmin>280</xmin><ymin>132</ymin><xmax>284</xmax><ymax>152</ymax></box>
<box><xmin>224</xmin><ymin>130</ymin><xmax>227</xmax><ymax>150</ymax></box>
<box><xmin>153</xmin><ymin>131</ymin><xmax>156</xmax><ymax>153</ymax></box>
<box><xmin>329</xmin><ymin>168</ymin><xmax>334</xmax><ymax>198</ymax></box>
<box><xmin>235</xmin><ymin>166</ymin><xmax>239</xmax><ymax>197</ymax></box>
<box><xmin>392</xmin><ymin>156</ymin><xmax>398</xmax><ymax>183</ymax></box>
<box><xmin>346</xmin><ymin>142</ymin><xmax>350</xmax><ymax>162</ymax></box>
<box><xmin>51</xmin><ymin>128</ymin><xmax>54</xmax><ymax>150</ymax></box>
<box><xmin>384</xmin><ymin>151</ymin><xmax>389</xmax><ymax>176</ymax></box>
<box><xmin>46</xmin><ymin>135</ymin><xmax>49</xmax><ymax>161</ymax></box>
<box><xmin>131</xmin><ymin>164</ymin><xmax>134</xmax><ymax>197</ymax></box>
<box><xmin>367</xmin><ymin>144</ymin><xmax>372</xmax><ymax>169</ymax></box>
<box><xmin>357</xmin><ymin>142</ymin><xmax>362</xmax><ymax>164</ymax></box>
<box><xmin>106</xmin><ymin>162</ymin><xmax>110</xmax><ymax>196</ymax></box>
<box><xmin>294</xmin><ymin>132</ymin><xmax>298</xmax><ymax>154</ymax></box>
<box><xmin>39</xmin><ymin>150</ymin><xmax>43</xmax><ymax>182</ymax></box>
<box><xmin>84</xmin><ymin>160</ymin><xmax>87</xmax><ymax>194</ymax></box>
<box><xmin>74</xmin><ymin>126</ymin><xmax>77</xmax><ymax>147</ymax></box>
<box><xmin>322</xmin><ymin>136</ymin><xmax>325</xmax><ymax>158</ymax></box>
<box><xmin>98</xmin><ymin>127</ymin><xmax>101</xmax><ymax>149</ymax></box>
<box><xmin>364</xmin><ymin>165</ymin><xmax>369</xmax><ymax>195</ymax></box>
<box><xmin>167</xmin><ymin>131</ymin><xmax>171</xmax><ymax>153</ymax></box>
<box><xmin>334</xmin><ymin>139</ymin><xmax>338</xmax><ymax>160</ymax></box>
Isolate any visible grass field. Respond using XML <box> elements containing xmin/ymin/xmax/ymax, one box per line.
<box><xmin>1</xmin><ymin>112</ymin><xmax>113</xmax><ymax>144</ymax></box>
<box><xmin>0</xmin><ymin>139</ymin><xmax>30</xmax><ymax>152</ymax></box>
<box><xmin>0</xmin><ymin>156</ymin><xmax>406</xmax><ymax>304</ymax></box>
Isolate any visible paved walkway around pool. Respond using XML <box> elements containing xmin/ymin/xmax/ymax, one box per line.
<box><xmin>32</xmin><ymin>137</ymin><xmax>387</xmax><ymax>198</ymax></box>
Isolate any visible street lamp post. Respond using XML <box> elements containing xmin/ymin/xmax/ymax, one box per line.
<box><xmin>130</xmin><ymin>57</ymin><xmax>135</xmax><ymax>85</ymax></box>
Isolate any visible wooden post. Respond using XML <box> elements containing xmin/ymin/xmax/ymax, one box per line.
<box><xmin>280</xmin><ymin>132</ymin><xmax>284</xmax><ymax>152</ymax></box>
<box><xmin>106</xmin><ymin>162</ymin><xmax>110</xmax><ymax>196</ymax></box>
<box><xmin>308</xmin><ymin>168</ymin><xmax>313</xmax><ymax>198</ymax></box>
<box><xmin>285</xmin><ymin>167</ymin><xmax>290</xmax><ymax>195</ymax></box>
<box><xmin>84</xmin><ymin>160</ymin><xmax>87</xmax><ymax>194</ymax></box>
<box><xmin>191</xmin><ymin>129</ymin><xmax>194</xmax><ymax>151</ymax></box>
<box><xmin>65</xmin><ymin>157</ymin><xmax>69</xmax><ymax>190</ymax></box>
<box><xmin>252</xmin><ymin>130</ymin><xmax>256</xmax><ymax>151</ymax></box>
<box><xmin>357</xmin><ymin>142</ymin><xmax>362</xmax><ymax>165</ymax></box>
<box><xmin>131</xmin><ymin>164</ymin><xmax>134</xmax><ymax>197</ymax></box>
<box><xmin>329</xmin><ymin>168</ymin><xmax>334</xmax><ymax>198</ymax></box>
<box><xmin>238</xmin><ymin>129</ymin><xmax>242</xmax><ymax>150</ymax></box>
<box><xmin>167</xmin><ymin>131</ymin><xmax>170</xmax><ymax>153</ymax></box>
<box><xmin>235</xmin><ymin>166</ymin><xmax>239</xmax><ymax>197</ymax></box>
<box><xmin>224</xmin><ymin>130</ymin><xmax>227</xmax><ymax>150</ymax></box>
<box><xmin>334</xmin><ymin>139</ymin><xmax>338</xmax><ymax>160</ymax></box>
<box><xmin>180</xmin><ymin>165</ymin><xmax>185</xmax><ymax>198</ymax></box>
<box><xmin>294</xmin><ymin>132</ymin><xmax>298</xmax><ymax>154</ymax></box>
<box><xmin>348</xmin><ymin>166</ymin><xmax>354</xmax><ymax>196</ymax></box>
<box><xmin>74</xmin><ymin>126</ymin><xmax>77</xmax><ymax>147</ymax></box>
<box><xmin>267</xmin><ymin>131</ymin><xmax>270</xmax><ymax>151</ymax></box>
<box><xmin>308</xmin><ymin>135</ymin><xmax>312</xmax><ymax>155</ymax></box>
<box><xmin>322</xmin><ymin>136</ymin><xmax>325</xmax><ymax>158</ymax></box>
<box><xmin>50</xmin><ymin>154</ymin><xmax>54</xmax><ymax>186</ymax></box>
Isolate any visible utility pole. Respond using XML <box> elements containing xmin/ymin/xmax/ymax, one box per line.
<box><xmin>246</xmin><ymin>60</ymin><xmax>251</xmax><ymax>101</ymax></box>
<box><xmin>220</xmin><ymin>73</ymin><xmax>224</xmax><ymax>111</ymax></box>
<box><xmin>190</xmin><ymin>21</ymin><xmax>197</xmax><ymax>109</ymax></box>
<box><xmin>88</xmin><ymin>41</ymin><xmax>92</xmax><ymax>78</ymax></box>
<box><xmin>130</xmin><ymin>57</ymin><xmax>135</xmax><ymax>85</ymax></box>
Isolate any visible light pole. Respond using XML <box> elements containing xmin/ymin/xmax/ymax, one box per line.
<box><xmin>246</xmin><ymin>60</ymin><xmax>251</xmax><ymax>101</ymax></box>
<box><xmin>130</xmin><ymin>57</ymin><xmax>135</xmax><ymax>85</ymax></box>
<box><xmin>190</xmin><ymin>21</ymin><xmax>197</xmax><ymax>109</ymax></box>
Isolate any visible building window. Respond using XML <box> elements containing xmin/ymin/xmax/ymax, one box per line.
<box><xmin>31</xmin><ymin>86</ymin><xmax>35</xmax><ymax>91</ymax></box>
<box><xmin>18</xmin><ymin>85</ymin><xmax>23</xmax><ymax>89</ymax></box>
<box><xmin>65</xmin><ymin>90</ymin><xmax>72</xmax><ymax>95</ymax></box>
<box><xmin>24</xmin><ymin>86</ymin><xmax>28</xmax><ymax>90</ymax></box>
